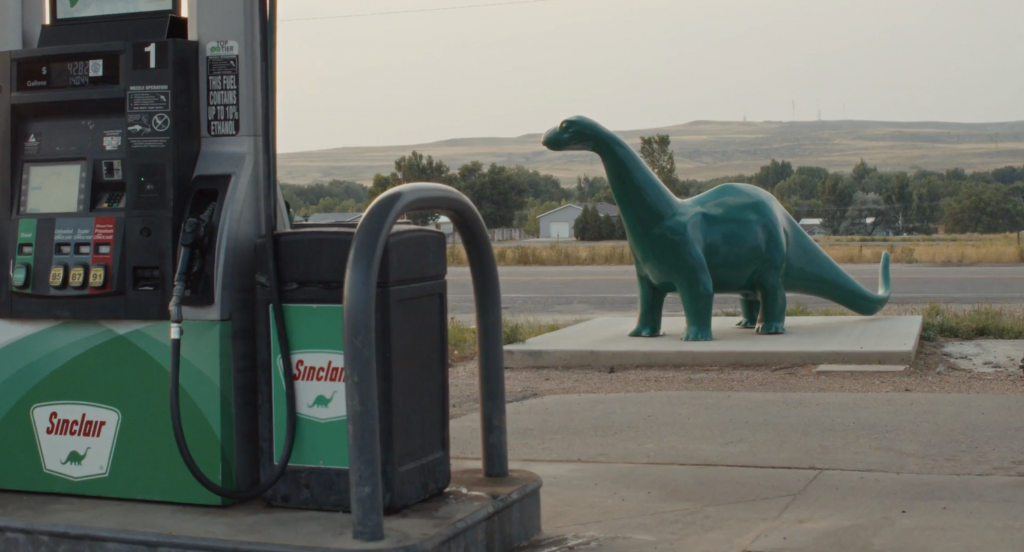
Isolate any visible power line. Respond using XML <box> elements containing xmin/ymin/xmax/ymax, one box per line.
<box><xmin>281</xmin><ymin>0</ymin><xmax>560</xmax><ymax>22</ymax></box>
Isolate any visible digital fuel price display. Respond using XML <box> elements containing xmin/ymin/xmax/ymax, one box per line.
<box><xmin>16</xmin><ymin>54</ymin><xmax>121</xmax><ymax>91</ymax></box>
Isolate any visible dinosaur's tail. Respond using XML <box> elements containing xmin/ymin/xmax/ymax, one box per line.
<box><xmin>783</xmin><ymin>221</ymin><xmax>890</xmax><ymax>315</ymax></box>
<box><xmin>60</xmin><ymin>458</ymin><xmax>69</xmax><ymax>465</ymax></box>
<box><xmin>307</xmin><ymin>399</ymin><xmax>317</xmax><ymax>408</ymax></box>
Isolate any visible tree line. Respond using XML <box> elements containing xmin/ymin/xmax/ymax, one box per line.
<box><xmin>282</xmin><ymin>135</ymin><xmax>1024</xmax><ymax>237</ymax></box>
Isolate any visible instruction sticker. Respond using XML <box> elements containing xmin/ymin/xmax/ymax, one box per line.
<box><xmin>127</xmin><ymin>114</ymin><xmax>169</xmax><ymax>149</ymax></box>
<box><xmin>206</xmin><ymin>40</ymin><xmax>240</xmax><ymax>137</ymax></box>
<box><xmin>102</xmin><ymin>130</ymin><xmax>122</xmax><ymax>151</ymax></box>
<box><xmin>127</xmin><ymin>90</ymin><xmax>170</xmax><ymax>112</ymax></box>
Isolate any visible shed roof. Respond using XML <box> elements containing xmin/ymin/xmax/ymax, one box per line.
<box><xmin>536</xmin><ymin>202</ymin><xmax>620</xmax><ymax>219</ymax></box>
<box><xmin>536</xmin><ymin>204</ymin><xmax>582</xmax><ymax>219</ymax></box>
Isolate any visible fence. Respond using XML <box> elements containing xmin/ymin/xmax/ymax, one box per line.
<box><xmin>446</xmin><ymin>228</ymin><xmax>531</xmax><ymax>244</ymax></box>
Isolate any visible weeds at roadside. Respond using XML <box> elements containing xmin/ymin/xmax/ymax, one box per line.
<box><xmin>780</xmin><ymin>301</ymin><xmax>1024</xmax><ymax>341</ymax></box>
<box><xmin>448</xmin><ymin>316</ymin><xmax>581</xmax><ymax>362</ymax></box>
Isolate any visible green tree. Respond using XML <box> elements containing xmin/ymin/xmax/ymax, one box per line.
<box><xmin>774</xmin><ymin>173</ymin><xmax>820</xmax><ymax>202</ymax></box>
<box><xmin>368</xmin><ymin>172</ymin><xmax>399</xmax><ymax>200</ymax></box>
<box><xmin>943</xmin><ymin>168</ymin><xmax>967</xmax><ymax>184</ymax></box>
<box><xmin>851</xmin><ymin>158</ymin><xmax>875</xmax><ymax>184</ymax></box>
<box><xmin>843</xmin><ymin>192</ymin><xmax>886</xmax><ymax>236</ymax></box>
<box><xmin>573</xmin><ymin>205</ymin><xmax>591</xmax><ymax>240</ymax></box>
<box><xmin>599</xmin><ymin>213</ymin><xmax>617</xmax><ymax>240</ymax></box>
<box><xmin>942</xmin><ymin>183</ymin><xmax>1024</xmax><ymax>233</ymax></box>
<box><xmin>991</xmin><ymin>165</ymin><xmax>1024</xmax><ymax>185</ymax></box>
<box><xmin>751</xmin><ymin>159</ymin><xmax>794</xmax><ymax>192</ymax></box>
<box><xmin>795</xmin><ymin>165</ymin><xmax>830</xmax><ymax>182</ymax></box>
<box><xmin>819</xmin><ymin>174</ymin><xmax>854</xmax><ymax>235</ymax></box>
<box><xmin>575</xmin><ymin>175</ymin><xmax>611</xmax><ymax>203</ymax></box>
<box><xmin>454</xmin><ymin>162</ymin><xmax>530</xmax><ymax>228</ymax></box>
<box><xmin>368</xmin><ymin>151</ymin><xmax>454</xmax><ymax>224</ymax></box>
<box><xmin>638</xmin><ymin>134</ymin><xmax>683</xmax><ymax>195</ymax></box>
<box><xmin>910</xmin><ymin>177</ymin><xmax>943</xmax><ymax>232</ymax></box>
<box><xmin>509</xmin><ymin>166</ymin><xmax>572</xmax><ymax>202</ymax></box>
<box><xmin>281</xmin><ymin>180</ymin><xmax>368</xmax><ymax>216</ymax></box>
<box><xmin>882</xmin><ymin>173</ymin><xmax>912</xmax><ymax>235</ymax></box>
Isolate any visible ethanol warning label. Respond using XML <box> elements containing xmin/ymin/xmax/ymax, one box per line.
<box><xmin>207</xmin><ymin>40</ymin><xmax>240</xmax><ymax>137</ymax></box>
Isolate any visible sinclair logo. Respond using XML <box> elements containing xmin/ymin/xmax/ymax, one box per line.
<box><xmin>31</xmin><ymin>402</ymin><xmax>121</xmax><ymax>481</ymax></box>
<box><xmin>277</xmin><ymin>351</ymin><xmax>347</xmax><ymax>422</ymax></box>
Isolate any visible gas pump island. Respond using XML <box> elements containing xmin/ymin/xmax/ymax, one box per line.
<box><xmin>0</xmin><ymin>2</ymin><xmax>541</xmax><ymax>551</ymax></box>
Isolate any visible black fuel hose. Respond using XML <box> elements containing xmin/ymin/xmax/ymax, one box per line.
<box><xmin>169</xmin><ymin>0</ymin><xmax>296</xmax><ymax>500</ymax></box>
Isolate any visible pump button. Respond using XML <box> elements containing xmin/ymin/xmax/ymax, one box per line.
<box><xmin>96</xmin><ymin>243</ymin><xmax>111</xmax><ymax>256</ymax></box>
<box><xmin>49</xmin><ymin>264</ymin><xmax>67</xmax><ymax>289</ymax></box>
<box><xmin>18</xmin><ymin>243</ymin><xmax>33</xmax><ymax>256</ymax></box>
<box><xmin>69</xmin><ymin>265</ymin><xmax>88</xmax><ymax>289</ymax></box>
<box><xmin>55</xmin><ymin>243</ymin><xmax>71</xmax><ymax>256</ymax></box>
<box><xmin>75</xmin><ymin>243</ymin><xmax>91</xmax><ymax>256</ymax></box>
<box><xmin>12</xmin><ymin>264</ymin><xmax>30</xmax><ymax>289</ymax></box>
<box><xmin>89</xmin><ymin>264</ymin><xmax>107</xmax><ymax>288</ymax></box>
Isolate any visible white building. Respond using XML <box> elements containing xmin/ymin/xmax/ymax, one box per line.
<box><xmin>536</xmin><ymin>203</ymin><xmax>620</xmax><ymax>239</ymax></box>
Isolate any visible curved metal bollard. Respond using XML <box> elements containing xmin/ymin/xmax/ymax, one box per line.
<box><xmin>343</xmin><ymin>183</ymin><xmax>509</xmax><ymax>542</ymax></box>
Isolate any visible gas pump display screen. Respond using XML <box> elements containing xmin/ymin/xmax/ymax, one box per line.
<box><xmin>17</xmin><ymin>55</ymin><xmax>120</xmax><ymax>91</ymax></box>
<box><xmin>20</xmin><ymin>162</ymin><xmax>88</xmax><ymax>215</ymax></box>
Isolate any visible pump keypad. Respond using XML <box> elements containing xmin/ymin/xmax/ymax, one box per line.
<box><xmin>101</xmin><ymin>192</ymin><xmax>125</xmax><ymax>209</ymax></box>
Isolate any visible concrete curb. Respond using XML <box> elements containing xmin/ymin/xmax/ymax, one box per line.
<box><xmin>504</xmin><ymin>316</ymin><xmax>922</xmax><ymax>368</ymax></box>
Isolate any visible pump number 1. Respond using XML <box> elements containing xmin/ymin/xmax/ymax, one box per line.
<box><xmin>133</xmin><ymin>42</ymin><xmax>168</xmax><ymax>70</ymax></box>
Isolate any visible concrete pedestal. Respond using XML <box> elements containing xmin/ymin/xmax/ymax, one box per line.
<box><xmin>0</xmin><ymin>470</ymin><xmax>541</xmax><ymax>552</ymax></box>
<box><xmin>505</xmin><ymin>316</ymin><xmax>922</xmax><ymax>368</ymax></box>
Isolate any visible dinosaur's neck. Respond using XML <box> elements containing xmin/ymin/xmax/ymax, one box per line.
<box><xmin>594</xmin><ymin>134</ymin><xmax>679</xmax><ymax>226</ymax></box>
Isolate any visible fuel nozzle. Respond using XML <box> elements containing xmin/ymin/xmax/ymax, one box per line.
<box><xmin>169</xmin><ymin>203</ymin><xmax>217</xmax><ymax>327</ymax></box>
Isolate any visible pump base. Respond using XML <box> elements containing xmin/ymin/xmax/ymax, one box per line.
<box><xmin>0</xmin><ymin>469</ymin><xmax>541</xmax><ymax>552</ymax></box>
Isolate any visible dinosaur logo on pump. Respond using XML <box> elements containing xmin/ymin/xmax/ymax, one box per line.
<box><xmin>31</xmin><ymin>402</ymin><xmax>121</xmax><ymax>481</ymax></box>
<box><xmin>277</xmin><ymin>351</ymin><xmax>347</xmax><ymax>422</ymax></box>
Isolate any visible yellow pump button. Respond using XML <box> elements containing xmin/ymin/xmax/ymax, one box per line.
<box><xmin>69</xmin><ymin>265</ymin><xmax>87</xmax><ymax>289</ymax></box>
<box><xmin>49</xmin><ymin>264</ymin><xmax>67</xmax><ymax>289</ymax></box>
<box><xmin>89</xmin><ymin>264</ymin><xmax>107</xmax><ymax>289</ymax></box>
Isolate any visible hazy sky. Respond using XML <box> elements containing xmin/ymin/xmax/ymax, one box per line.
<box><xmin>276</xmin><ymin>0</ymin><xmax>1024</xmax><ymax>152</ymax></box>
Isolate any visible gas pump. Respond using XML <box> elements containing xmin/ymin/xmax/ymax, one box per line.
<box><xmin>1</xmin><ymin>3</ymin><xmax>543</xmax><ymax>548</ymax></box>
<box><xmin>0</xmin><ymin>0</ymin><xmax>296</xmax><ymax>505</ymax></box>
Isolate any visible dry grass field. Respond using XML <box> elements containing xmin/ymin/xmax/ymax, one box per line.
<box><xmin>279</xmin><ymin>120</ymin><xmax>1024</xmax><ymax>185</ymax></box>
<box><xmin>447</xmin><ymin>234</ymin><xmax>1024</xmax><ymax>266</ymax></box>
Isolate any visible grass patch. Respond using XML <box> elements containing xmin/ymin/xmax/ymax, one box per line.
<box><xmin>779</xmin><ymin>301</ymin><xmax>1024</xmax><ymax>341</ymax></box>
<box><xmin>448</xmin><ymin>234</ymin><xmax>1024</xmax><ymax>266</ymax></box>
<box><xmin>448</xmin><ymin>316</ymin><xmax>580</xmax><ymax>362</ymax></box>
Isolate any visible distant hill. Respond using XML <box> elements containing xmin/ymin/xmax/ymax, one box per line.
<box><xmin>277</xmin><ymin>120</ymin><xmax>1024</xmax><ymax>186</ymax></box>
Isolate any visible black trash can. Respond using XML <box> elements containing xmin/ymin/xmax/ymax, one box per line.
<box><xmin>255</xmin><ymin>224</ymin><xmax>449</xmax><ymax>512</ymax></box>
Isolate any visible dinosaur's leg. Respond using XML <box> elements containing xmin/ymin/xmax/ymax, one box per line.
<box><xmin>737</xmin><ymin>295</ymin><xmax>759</xmax><ymax>328</ymax></box>
<box><xmin>677</xmin><ymin>259</ymin><xmax>715</xmax><ymax>341</ymax></box>
<box><xmin>630</xmin><ymin>273</ymin><xmax>666</xmax><ymax>337</ymax></box>
<box><xmin>755</xmin><ymin>275</ymin><xmax>787</xmax><ymax>334</ymax></box>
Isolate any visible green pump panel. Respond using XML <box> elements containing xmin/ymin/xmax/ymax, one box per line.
<box><xmin>0</xmin><ymin>1</ymin><xmax>270</xmax><ymax>505</ymax></box>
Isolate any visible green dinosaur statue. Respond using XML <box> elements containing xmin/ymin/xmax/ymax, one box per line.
<box><xmin>542</xmin><ymin>116</ymin><xmax>890</xmax><ymax>341</ymax></box>
<box><xmin>61</xmin><ymin>447</ymin><xmax>90</xmax><ymax>466</ymax></box>
<box><xmin>307</xmin><ymin>391</ymin><xmax>337</xmax><ymax>409</ymax></box>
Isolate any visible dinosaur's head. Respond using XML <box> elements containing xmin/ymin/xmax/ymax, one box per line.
<box><xmin>542</xmin><ymin>116</ymin><xmax>606</xmax><ymax>152</ymax></box>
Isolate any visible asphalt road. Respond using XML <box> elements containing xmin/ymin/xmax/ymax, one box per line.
<box><xmin>447</xmin><ymin>264</ymin><xmax>1024</xmax><ymax>316</ymax></box>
